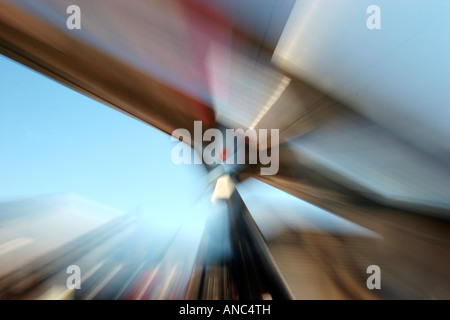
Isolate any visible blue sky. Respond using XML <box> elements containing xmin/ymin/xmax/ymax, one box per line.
<box><xmin>0</xmin><ymin>54</ymin><xmax>213</xmax><ymax>225</ymax></box>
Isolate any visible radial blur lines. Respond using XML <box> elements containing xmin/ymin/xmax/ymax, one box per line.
<box><xmin>236</xmin><ymin>178</ymin><xmax>380</xmax><ymax>240</ymax></box>
<box><xmin>206</xmin><ymin>43</ymin><xmax>290</xmax><ymax>130</ymax></box>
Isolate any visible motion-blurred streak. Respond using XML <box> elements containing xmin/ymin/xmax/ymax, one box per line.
<box><xmin>273</xmin><ymin>0</ymin><xmax>450</xmax><ymax>160</ymax></box>
<box><xmin>0</xmin><ymin>194</ymin><xmax>134</xmax><ymax>299</ymax></box>
<box><xmin>9</xmin><ymin>0</ymin><xmax>231</xmax><ymax>107</ymax></box>
<box><xmin>0</xmin><ymin>194</ymin><xmax>212</xmax><ymax>300</ymax></box>
<box><xmin>0</xmin><ymin>0</ymin><xmax>218</xmax><ymax>137</ymax></box>
<box><xmin>0</xmin><ymin>0</ymin><xmax>449</xmax><ymax>301</ymax></box>
<box><xmin>240</xmin><ymin>176</ymin><xmax>450</xmax><ymax>299</ymax></box>
<box><xmin>206</xmin><ymin>43</ymin><xmax>291</xmax><ymax>131</ymax></box>
<box><xmin>287</xmin><ymin>110</ymin><xmax>450</xmax><ymax>215</ymax></box>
